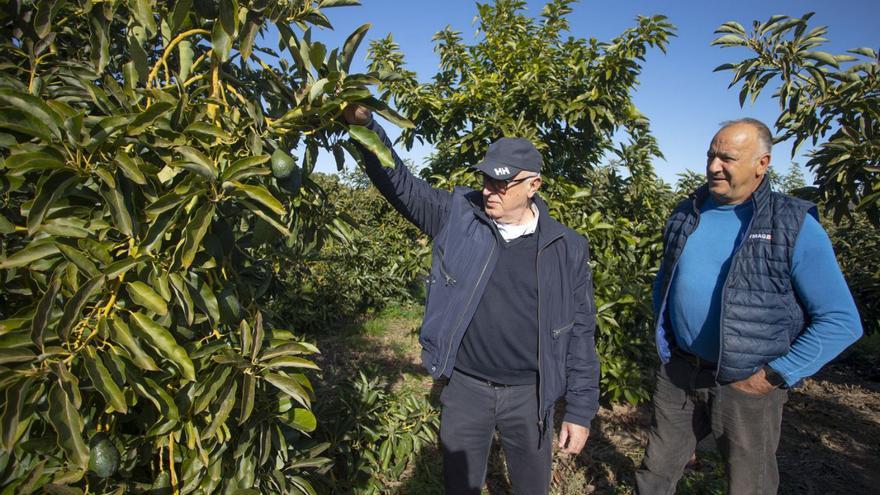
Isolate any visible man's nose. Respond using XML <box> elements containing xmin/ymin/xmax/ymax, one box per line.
<box><xmin>707</xmin><ymin>157</ymin><xmax>722</xmax><ymax>173</ymax></box>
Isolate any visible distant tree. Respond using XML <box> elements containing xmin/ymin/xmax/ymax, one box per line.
<box><xmin>367</xmin><ymin>0</ymin><xmax>675</xmax><ymax>184</ymax></box>
<box><xmin>713</xmin><ymin>13</ymin><xmax>880</xmax><ymax>224</ymax></box>
<box><xmin>675</xmin><ymin>169</ymin><xmax>706</xmax><ymax>198</ymax></box>
<box><xmin>777</xmin><ymin>162</ymin><xmax>808</xmax><ymax>194</ymax></box>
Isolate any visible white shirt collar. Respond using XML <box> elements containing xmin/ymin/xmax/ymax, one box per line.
<box><xmin>493</xmin><ymin>203</ymin><xmax>539</xmax><ymax>241</ymax></box>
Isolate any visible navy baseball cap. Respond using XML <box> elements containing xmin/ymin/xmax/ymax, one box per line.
<box><xmin>472</xmin><ymin>137</ymin><xmax>543</xmax><ymax>180</ymax></box>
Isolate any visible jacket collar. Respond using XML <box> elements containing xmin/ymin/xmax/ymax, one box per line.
<box><xmin>468</xmin><ymin>191</ymin><xmax>566</xmax><ymax>250</ymax></box>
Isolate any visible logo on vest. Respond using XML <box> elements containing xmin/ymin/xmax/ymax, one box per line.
<box><xmin>749</xmin><ymin>233</ymin><xmax>772</xmax><ymax>241</ymax></box>
<box><xmin>493</xmin><ymin>167</ymin><xmax>510</xmax><ymax>176</ymax></box>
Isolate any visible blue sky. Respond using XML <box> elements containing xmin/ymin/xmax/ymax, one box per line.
<box><xmin>283</xmin><ymin>0</ymin><xmax>879</xmax><ymax>184</ymax></box>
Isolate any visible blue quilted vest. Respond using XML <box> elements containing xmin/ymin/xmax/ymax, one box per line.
<box><xmin>655</xmin><ymin>178</ymin><xmax>818</xmax><ymax>382</ymax></box>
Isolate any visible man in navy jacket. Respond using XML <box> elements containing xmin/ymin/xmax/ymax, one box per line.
<box><xmin>344</xmin><ymin>105</ymin><xmax>599</xmax><ymax>494</ymax></box>
<box><xmin>636</xmin><ymin>119</ymin><xmax>862</xmax><ymax>494</ymax></box>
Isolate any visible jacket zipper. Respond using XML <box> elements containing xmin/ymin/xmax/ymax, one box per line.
<box><xmin>437</xmin><ymin>240</ymin><xmax>496</xmax><ymax>376</ymax></box>
<box><xmin>536</xmin><ymin>232</ymin><xmax>563</xmax><ymax>436</ymax></box>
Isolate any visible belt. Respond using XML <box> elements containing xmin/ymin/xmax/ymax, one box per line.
<box><xmin>455</xmin><ymin>369</ymin><xmax>523</xmax><ymax>388</ymax></box>
<box><xmin>672</xmin><ymin>348</ymin><xmax>717</xmax><ymax>370</ymax></box>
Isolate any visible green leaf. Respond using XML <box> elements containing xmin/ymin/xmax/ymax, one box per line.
<box><xmin>201</xmin><ymin>380</ymin><xmax>237</xmax><ymax>440</ymax></box>
<box><xmin>264</xmin><ymin>372</ymin><xmax>311</xmax><ymax>408</ymax></box>
<box><xmin>222</xmin><ymin>154</ymin><xmax>271</xmax><ymax>182</ymax></box>
<box><xmin>0</xmin><ymin>239</ymin><xmax>60</xmax><ymax>269</ymax></box>
<box><xmin>168</xmin><ymin>273</ymin><xmax>195</xmax><ymax>326</ymax></box>
<box><xmin>57</xmin><ymin>275</ymin><xmax>105</xmax><ymax>341</ymax></box>
<box><xmin>0</xmin><ymin>108</ymin><xmax>53</xmax><ymax>141</ymax></box>
<box><xmin>179</xmin><ymin>202</ymin><xmax>215</xmax><ymax>269</ymax></box>
<box><xmin>3</xmin><ymin>150</ymin><xmax>66</xmax><ymax>176</ymax></box>
<box><xmin>57</xmin><ymin>244</ymin><xmax>100</xmax><ymax>278</ymax></box>
<box><xmin>212</xmin><ymin>21</ymin><xmax>232</xmax><ymax>62</ymax></box>
<box><xmin>279</xmin><ymin>408</ymin><xmax>316</xmax><ymax>433</ymax></box>
<box><xmin>340</xmin><ymin>23</ymin><xmax>370</xmax><ymax>72</ymax></box>
<box><xmin>239</xmin><ymin>18</ymin><xmax>259</xmax><ymax>62</ymax></box>
<box><xmin>83</xmin><ymin>347</ymin><xmax>128</xmax><ymax>413</ymax></box>
<box><xmin>47</xmin><ymin>384</ymin><xmax>89</xmax><ymax>470</ymax></box>
<box><xmin>27</xmin><ymin>171</ymin><xmax>77</xmax><ymax>235</ymax></box>
<box><xmin>259</xmin><ymin>342</ymin><xmax>319</xmax><ymax>361</ymax></box>
<box><xmin>109</xmin><ymin>317</ymin><xmax>159</xmax><ymax>371</ymax></box>
<box><xmin>1</xmin><ymin>379</ymin><xmax>34</xmax><ymax>451</ymax></box>
<box><xmin>239</xmin><ymin>374</ymin><xmax>256</xmax><ymax>425</ymax></box>
<box><xmin>31</xmin><ymin>277</ymin><xmax>61</xmax><ymax>350</ymax></box>
<box><xmin>126</xmin><ymin>281</ymin><xmax>168</xmax><ymax>316</ymax></box>
<box><xmin>226</xmin><ymin>180</ymin><xmax>286</xmax><ymax>216</ymax></box>
<box><xmin>263</xmin><ymin>356</ymin><xmax>320</xmax><ymax>370</ymax></box>
<box><xmin>360</xmin><ymin>96</ymin><xmax>414</xmax><ymax>129</ymax></box>
<box><xmin>174</xmin><ymin>146</ymin><xmax>218</xmax><ymax>179</ymax></box>
<box><xmin>193</xmin><ymin>366</ymin><xmax>232</xmax><ymax>414</ymax></box>
<box><xmin>86</xmin><ymin>115</ymin><xmax>132</xmax><ymax>150</ymax></box>
<box><xmin>171</xmin><ymin>0</ymin><xmax>193</xmax><ymax>31</ymax></box>
<box><xmin>184</xmin><ymin>122</ymin><xmax>232</xmax><ymax>143</ymax></box>
<box><xmin>115</xmin><ymin>151</ymin><xmax>148</xmax><ymax>185</ymax></box>
<box><xmin>128</xmin><ymin>101</ymin><xmax>174</xmax><ymax>135</ymax></box>
<box><xmin>133</xmin><ymin>0</ymin><xmax>157</xmax><ymax>34</ymax></box>
<box><xmin>0</xmin><ymin>348</ymin><xmax>36</xmax><ymax>364</ymax></box>
<box><xmin>348</xmin><ymin>125</ymin><xmax>394</xmax><ymax>168</ymax></box>
<box><xmin>100</xmin><ymin>183</ymin><xmax>133</xmax><ymax>237</ymax></box>
<box><xmin>251</xmin><ymin>311</ymin><xmax>264</xmax><ymax>361</ymax></box>
<box><xmin>105</xmin><ymin>257</ymin><xmax>141</xmax><ymax>279</ymax></box>
<box><xmin>240</xmin><ymin>199</ymin><xmax>291</xmax><ymax>237</ymax></box>
<box><xmin>0</xmin><ymin>88</ymin><xmax>62</xmax><ymax>138</ymax></box>
<box><xmin>219</xmin><ymin>0</ymin><xmax>238</xmax><ymax>34</ymax></box>
<box><xmin>89</xmin><ymin>14</ymin><xmax>110</xmax><ymax>74</ymax></box>
<box><xmin>804</xmin><ymin>51</ymin><xmax>839</xmax><ymax>68</ymax></box>
<box><xmin>179</xmin><ymin>40</ymin><xmax>194</xmax><ymax>81</ymax></box>
<box><xmin>130</xmin><ymin>312</ymin><xmax>195</xmax><ymax>381</ymax></box>
<box><xmin>711</xmin><ymin>34</ymin><xmax>747</xmax><ymax>46</ymax></box>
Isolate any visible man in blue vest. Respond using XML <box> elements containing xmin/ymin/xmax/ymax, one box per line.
<box><xmin>343</xmin><ymin>105</ymin><xmax>599</xmax><ymax>494</ymax></box>
<box><xmin>635</xmin><ymin>118</ymin><xmax>863</xmax><ymax>494</ymax></box>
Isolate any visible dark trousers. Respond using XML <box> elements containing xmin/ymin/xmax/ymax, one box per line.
<box><xmin>440</xmin><ymin>371</ymin><xmax>552</xmax><ymax>495</ymax></box>
<box><xmin>635</xmin><ymin>352</ymin><xmax>788</xmax><ymax>495</ymax></box>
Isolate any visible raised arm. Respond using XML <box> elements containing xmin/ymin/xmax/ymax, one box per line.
<box><xmin>345</xmin><ymin>106</ymin><xmax>452</xmax><ymax>238</ymax></box>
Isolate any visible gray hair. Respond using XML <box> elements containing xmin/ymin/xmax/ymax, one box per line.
<box><xmin>720</xmin><ymin>118</ymin><xmax>773</xmax><ymax>156</ymax></box>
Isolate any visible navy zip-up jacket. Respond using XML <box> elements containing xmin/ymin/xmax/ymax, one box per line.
<box><xmin>354</xmin><ymin>120</ymin><xmax>600</xmax><ymax>427</ymax></box>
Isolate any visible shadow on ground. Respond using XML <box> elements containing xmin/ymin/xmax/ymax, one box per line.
<box><xmin>305</xmin><ymin>311</ymin><xmax>880</xmax><ymax>494</ymax></box>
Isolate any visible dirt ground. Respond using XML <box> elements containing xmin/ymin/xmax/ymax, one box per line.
<box><xmin>312</xmin><ymin>307</ymin><xmax>880</xmax><ymax>494</ymax></box>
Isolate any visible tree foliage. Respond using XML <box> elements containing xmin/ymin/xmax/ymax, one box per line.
<box><xmin>713</xmin><ymin>12</ymin><xmax>880</xmax><ymax>224</ymax></box>
<box><xmin>367</xmin><ymin>0</ymin><xmax>675</xmax><ymax>183</ymax></box>
<box><xmin>0</xmin><ymin>0</ymin><xmax>408</xmax><ymax>492</ymax></box>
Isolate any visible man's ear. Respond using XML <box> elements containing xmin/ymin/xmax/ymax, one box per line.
<box><xmin>528</xmin><ymin>177</ymin><xmax>542</xmax><ymax>197</ymax></box>
<box><xmin>756</xmin><ymin>153</ymin><xmax>771</xmax><ymax>177</ymax></box>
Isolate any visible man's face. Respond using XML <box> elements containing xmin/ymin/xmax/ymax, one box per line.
<box><xmin>482</xmin><ymin>170</ymin><xmax>541</xmax><ymax>223</ymax></box>
<box><xmin>706</xmin><ymin>123</ymin><xmax>770</xmax><ymax>205</ymax></box>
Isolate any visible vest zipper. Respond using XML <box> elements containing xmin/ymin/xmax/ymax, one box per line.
<box><xmin>715</xmin><ymin>195</ymin><xmax>757</xmax><ymax>380</ymax></box>
<box><xmin>437</xmin><ymin>240</ymin><xmax>496</xmax><ymax>376</ymax></box>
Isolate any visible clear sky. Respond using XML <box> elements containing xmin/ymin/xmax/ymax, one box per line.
<box><xmin>279</xmin><ymin>0</ymin><xmax>879</xmax><ymax>184</ymax></box>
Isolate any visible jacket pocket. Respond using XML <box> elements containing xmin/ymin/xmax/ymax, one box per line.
<box><xmin>551</xmin><ymin>321</ymin><xmax>574</xmax><ymax>339</ymax></box>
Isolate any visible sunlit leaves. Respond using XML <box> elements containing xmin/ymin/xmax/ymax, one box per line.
<box><xmin>714</xmin><ymin>12</ymin><xmax>880</xmax><ymax>225</ymax></box>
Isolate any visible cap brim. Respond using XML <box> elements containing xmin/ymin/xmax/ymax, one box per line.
<box><xmin>472</xmin><ymin>160</ymin><xmax>521</xmax><ymax>180</ymax></box>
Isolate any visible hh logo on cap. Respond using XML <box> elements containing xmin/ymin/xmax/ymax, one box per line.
<box><xmin>494</xmin><ymin>167</ymin><xmax>510</xmax><ymax>176</ymax></box>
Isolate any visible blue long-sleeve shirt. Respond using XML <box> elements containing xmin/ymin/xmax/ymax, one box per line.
<box><xmin>655</xmin><ymin>196</ymin><xmax>862</xmax><ymax>387</ymax></box>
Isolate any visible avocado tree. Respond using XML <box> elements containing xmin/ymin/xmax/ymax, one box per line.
<box><xmin>368</xmin><ymin>0</ymin><xmax>675</xmax><ymax>183</ymax></box>
<box><xmin>0</xmin><ymin>0</ymin><xmax>405</xmax><ymax>492</ymax></box>
<box><xmin>713</xmin><ymin>12</ymin><xmax>880</xmax><ymax>225</ymax></box>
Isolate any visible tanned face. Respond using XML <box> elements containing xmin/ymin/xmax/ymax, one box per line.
<box><xmin>706</xmin><ymin>123</ymin><xmax>771</xmax><ymax>205</ymax></box>
<box><xmin>482</xmin><ymin>170</ymin><xmax>542</xmax><ymax>224</ymax></box>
